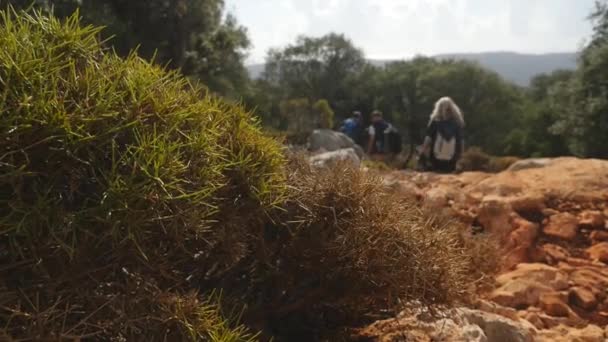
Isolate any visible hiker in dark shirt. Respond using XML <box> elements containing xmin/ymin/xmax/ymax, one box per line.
<box><xmin>366</xmin><ymin>110</ymin><xmax>401</xmax><ymax>159</ymax></box>
<box><xmin>420</xmin><ymin>97</ymin><xmax>465</xmax><ymax>173</ymax></box>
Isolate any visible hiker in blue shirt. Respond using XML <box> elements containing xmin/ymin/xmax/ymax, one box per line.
<box><xmin>340</xmin><ymin>111</ymin><xmax>363</xmax><ymax>145</ymax></box>
<box><xmin>420</xmin><ymin>97</ymin><xmax>465</xmax><ymax>173</ymax></box>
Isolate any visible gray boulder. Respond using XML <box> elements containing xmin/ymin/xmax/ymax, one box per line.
<box><xmin>308</xmin><ymin>129</ymin><xmax>364</xmax><ymax>158</ymax></box>
<box><xmin>309</xmin><ymin>148</ymin><xmax>361</xmax><ymax>169</ymax></box>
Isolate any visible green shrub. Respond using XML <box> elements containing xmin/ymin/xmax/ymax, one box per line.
<box><xmin>0</xmin><ymin>8</ymin><xmax>282</xmax><ymax>340</ymax></box>
<box><xmin>457</xmin><ymin>147</ymin><xmax>491</xmax><ymax>172</ymax></box>
<box><xmin>313</xmin><ymin>99</ymin><xmax>335</xmax><ymax>129</ymax></box>
<box><xmin>457</xmin><ymin>147</ymin><xmax>519</xmax><ymax>173</ymax></box>
<box><xmin>488</xmin><ymin>156</ymin><xmax>520</xmax><ymax>173</ymax></box>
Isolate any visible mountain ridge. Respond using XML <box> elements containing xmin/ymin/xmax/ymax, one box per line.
<box><xmin>247</xmin><ymin>51</ymin><xmax>578</xmax><ymax>86</ymax></box>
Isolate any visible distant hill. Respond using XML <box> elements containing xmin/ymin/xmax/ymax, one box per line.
<box><xmin>247</xmin><ymin>51</ymin><xmax>578</xmax><ymax>86</ymax></box>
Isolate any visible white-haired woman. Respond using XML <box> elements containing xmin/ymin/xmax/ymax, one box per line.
<box><xmin>420</xmin><ymin>97</ymin><xmax>465</xmax><ymax>173</ymax></box>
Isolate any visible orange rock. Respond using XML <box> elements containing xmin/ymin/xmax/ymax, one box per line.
<box><xmin>543</xmin><ymin>213</ymin><xmax>579</xmax><ymax>241</ymax></box>
<box><xmin>589</xmin><ymin>230</ymin><xmax>608</xmax><ymax>243</ymax></box>
<box><xmin>541</xmin><ymin>244</ymin><xmax>570</xmax><ymax>262</ymax></box>
<box><xmin>509</xmin><ymin>195</ymin><xmax>546</xmax><ymax>214</ymax></box>
<box><xmin>586</xmin><ymin>242</ymin><xmax>608</xmax><ymax>263</ymax></box>
<box><xmin>579</xmin><ymin>210</ymin><xmax>605</xmax><ymax>228</ymax></box>
<box><xmin>496</xmin><ymin>263</ymin><xmax>569</xmax><ymax>290</ymax></box>
<box><xmin>502</xmin><ymin>218</ymin><xmax>539</xmax><ymax>268</ymax></box>
<box><xmin>566</xmin><ymin>257</ymin><xmax>595</xmax><ymax>267</ymax></box>
<box><xmin>539</xmin><ymin>292</ymin><xmax>570</xmax><ymax>317</ymax></box>
<box><xmin>519</xmin><ymin>311</ymin><xmax>545</xmax><ymax>329</ymax></box>
<box><xmin>542</xmin><ymin>208</ymin><xmax>560</xmax><ymax>217</ymax></box>
<box><xmin>490</xmin><ymin>279</ymin><xmax>554</xmax><ymax>308</ymax></box>
<box><xmin>477</xmin><ymin>196</ymin><xmax>512</xmax><ymax>236</ymax></box>
<box><xmin>569</xmin><ymin>287</ymin><xmax>598</xmax><ymax>310</ymax></box>
<box><xmin>569</xmin><ymin>268</ymin><xmax>608</xmax><ymax>289</ymax></box>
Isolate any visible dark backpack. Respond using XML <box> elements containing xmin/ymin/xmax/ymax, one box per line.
<box><xmin>386</xmin><ymin>126</ymin><xmax>403</xmax><ymax>154</ymax></box>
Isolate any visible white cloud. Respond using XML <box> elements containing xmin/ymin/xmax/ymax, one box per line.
<box><xmin>225</xmin><ymin>0</ymin><xmax>595</xmax><ymax>63</ymax></box>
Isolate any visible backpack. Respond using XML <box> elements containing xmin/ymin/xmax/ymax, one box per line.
<box><xmin>433</xmin><ymin>133</ymin><xmax>456</xmax><ymax>161</ymax></box>
<box><xmin>386</xmin><ymin>128</ymin><xmax>403</xmax><ymax>154</ymax></box>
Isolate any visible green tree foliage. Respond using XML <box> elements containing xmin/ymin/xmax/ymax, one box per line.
<box><xmin>535</xmin><ymin>0</ymin><xmax>608</xmax><ymax>158</ymax></box>
<box><xmin>263</xmin><ymin>33</ymin><xmax>366</xmax><ymax>117</ymax></box>
<box><xmin>0</xmin><ymin>0</ymin><xmax>251</xmax><ymax>97</ymax></box>
<box><xmin>280</xmin><ymin>97</ymin><xmax>313</xmax><ymax>133</ymax></box>
<box><xmin>313</xmin><ymin>99</ymin><xmax>335</xmax><ymax>129</ymax></box>
<box><xmin>504</xmin><ymin>70</ymin><xmax>573</xmax><ymax>157</ymax></box>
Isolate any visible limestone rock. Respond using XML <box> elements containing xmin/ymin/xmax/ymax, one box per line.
<box><xmin>569</xmin><ymin>267</ymin><xmax>608</xmax><ymax>289</ymax></box>
<box><xmin>543</xmin><ymin>213</ymin><xmax>579</xmax><ymax>241</ymax></box>
<box><xmin>309</xmin><ymin>148</ymin><xmax>360</xmax><ymax>168</ymax></box>
<box><xmin>424</xmin><ymin>187</ymin><xmax>449</xmax><ymax>208</ymax></box>
<box><xmin>579</xmin><ymin>210</ymin><xmax>605</xmax><ymax>229</ymax></box>
<box><xmin>509</xmin><ymin>194</ymin><xmax>546</xmax><ymax>214</ymax></box>
<box><xmin>496</xmin><ymin>263</ymin><xmax>569</xmax><ymax>290</ymax></box>
<box><xmin>459</xmin><ymin>308</ymin><xmax>535</xmax><ymax>342</ymax></box>
<box><xmin>308</xmin><ymin>129</ymin><xmax>360</xmax><ymax>155</ymax></box>
<box><xmin>477</xmin><ymin>196</ymin><xmax>512</xmax><ymax>236</ymax></box>
<box><xmin>590</xmin><ymin>230</ymin><xmax>608</xmax><ymax>243</ymax></box>
<box><xmin>569</xmin><ymin>286</ymin><xmax>598</xmax><ymax>310</ymax></box>
<box><xmin>491</xmin><ymin>279</ymin><xmax>554</xmax><ymax>308</ymax></box>
<box><xmin>541</xmin><ymin>244</ymin><xmax>570</xmax><ymax>263</ymax></box>
<box><xmin>537</xmin><ymin>324</ymin><xmax>606</xmax><ymax>342</ymax></box>
<box><xmin>539</xmin><ymin>292</ymin><xmax>570</xmax><ymax>317</ymax></box>
<box><xmin>586</xmin><ymin>242</ymin><xmax>608</xmax><ymax>263</ymax></box>
<box><xmin>503</xmin><ymin>218</ymin><xmax>539</xmax><ymax>268</ymax></box>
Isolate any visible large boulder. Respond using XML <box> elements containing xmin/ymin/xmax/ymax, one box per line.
<box><xmin>309</xmin><ymin>148</ymin><xmax>361</xmax><ymax>168</ymax></box>
<box><xmin>308</xmin><ymin>129</ymin><xmax>364</xmax><ymax>158</ymax></box>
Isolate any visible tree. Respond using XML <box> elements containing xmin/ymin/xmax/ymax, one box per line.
<box><xmin>543</xmin><ymin>1</ymin><xmax>608</xmax><ymax>157</ymax></box>
<box><xmin>506</xmin><ymin>70</ymin><xmax>574</xmax><ymax>157</ymax></box>
<box><xmin>262</xmin><ymin>33</ymin><xmax>366</xmax><ymax>116</ymax></box>
<box><xmin>369</xmin><ymin>58</ymin><xmax>524</xmax><ymax>155</ymax></box>
<box><xmin>279</xmin><ymin>98</ymin><xmax>313</xmax><ymax>133</ymax></box>
<box><xmin>0</xmin><ymin>0</ymin><xmax>251</xmax><ymax>97</ymax></box>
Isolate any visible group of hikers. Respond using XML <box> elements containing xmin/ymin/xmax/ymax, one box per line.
<box><xmin>340</xmin><ymin>97</ymin><xmax>465</xmax><ymax>173</ymax></box>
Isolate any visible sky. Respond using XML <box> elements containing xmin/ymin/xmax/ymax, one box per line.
<box><xmin>225</xmin><ymin>0</ymin><xmax>597</xmax><ymax>64</ymax></box>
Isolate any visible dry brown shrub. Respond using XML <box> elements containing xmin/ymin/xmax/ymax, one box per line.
<box><xmin>263</xmin><ymin>159</ymin><xmax>471</xmax><ymax>319</ymax></box>
<box><xmin>489</xmin><ymin>156</ymin><xmax>520</xmax><ymax>173</ymax></box>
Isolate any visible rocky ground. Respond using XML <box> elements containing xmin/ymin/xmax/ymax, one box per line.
<box><xmin>359</xmin><ymin>157</ymin><xmax>608</xmax><ymax>342</ymax></box>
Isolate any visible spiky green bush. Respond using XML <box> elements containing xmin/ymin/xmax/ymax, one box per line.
<box><xmin>0</xmin><ymin>8</ymin><xmax>477</xmax><ymax>341</ymax></box>
<box><xmin>0</xmin><ymin>8</ymin><xmax>282</xmax><ymax>340</ymax></box>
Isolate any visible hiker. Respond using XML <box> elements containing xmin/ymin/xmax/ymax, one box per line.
<box><xmin>366</xmin><ymin>110</ymin><xmax>401</xmax><ymax>158</ymax></box>
<box><xmin>340</xmin><ymin>111</ymin><xmax>364</xmax><ymax>145</ymax></box>
<box><xmin>420</xmin><ymin>97</ymin><xmax>465</xmax><ymax>173</ymax></box>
